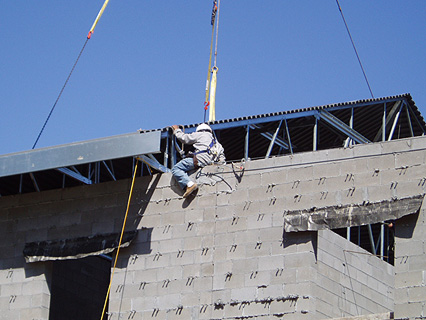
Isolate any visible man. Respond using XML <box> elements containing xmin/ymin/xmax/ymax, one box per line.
<box><xmin>171</xmin><ymin>123</ymin><xmax>225</xmax><ymax>198</ymax></box>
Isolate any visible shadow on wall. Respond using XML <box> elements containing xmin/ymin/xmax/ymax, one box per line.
<box><xmin>394</xmin><ymin>209</ymin><xmax>420</xmax><ymax>240</ymax></box>
<box><xmin>14</xmin><ymin>172</ymin><xmax>162</xmax><ymax>281</ymax></box>
<box><xmin>282</xmin><ymin>229</ymin><xmax>318</xmax><ymax>261</ymax></box>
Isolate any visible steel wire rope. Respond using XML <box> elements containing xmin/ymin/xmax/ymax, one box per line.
<box><xmin>100</xmin><ymin>158</ymin><xmax>139</xmax><ymax>320</ymax></box>
<box><xmin>32</xmin><ymin>0</ymin><xmax>110</xmax><ymax>149</ymax></box>
<box><xmin>335</xmin><ymin>0</ymin><xmax>374</xmax><ymax>98</ymax></box>
<box><xmin>32</xmin><ymin>38</ymin><xmax>90</xmax><ymax>149</ymax></box>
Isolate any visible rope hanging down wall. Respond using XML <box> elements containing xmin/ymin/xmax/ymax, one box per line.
<box><xmin>32</xmin><ymin>0</ymin><xmax>111</xmax><ymax>149</ymax></box>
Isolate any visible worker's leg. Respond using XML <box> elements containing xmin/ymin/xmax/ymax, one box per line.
<box><xmin>171</xmin><ymin>157</ymin><xmax>196</xmax><ymax>190</ymax></box>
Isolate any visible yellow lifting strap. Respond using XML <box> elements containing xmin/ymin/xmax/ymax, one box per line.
<box><xmin>209</xmin><ymin>66</ymin><xmax>218</xmax><ymax>121</ymax></box>
<box><xmin>205</xmin><ymin>8</ymin><xmax>216</xmax><ymax>104</ymax></box>
<box><xmin>87</xmin><ymin>0</ymin><xmax>111</xmax><ymax>39</ymax></box>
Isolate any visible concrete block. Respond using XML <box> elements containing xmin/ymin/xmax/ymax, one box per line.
<box><xmin>0</xmin><ymin>283</ymin><xmax>22</xmax><ymax>296</ymax></box>
<box><xmin>243</xmin><ymin>301</ymin><xmax>271</xmax><ymax>317</ymax></box>
<box><xmin>9</xmin><ymin>295</ymin><xmax>31</xmax><ymax>309</ymax></box>
<box><xmin>269</xmin><ymin>298</ymin><xmax>297</xmax><ymax>315</ymax></box>
<box><xmin>233</xmin><ymin>228</ymin><xmax>259</xmax><ymax>245</ymax></box>
<box><xmin>393</xmin><ymin>181</ymin><xmax>425</xmax><ymax>199</ymax></box>
<box><xmin>224</xmin><ymin>273</ymin><xmax>245</xmax><ymax>290</ymax></box>
<box><xmin>411</xmin><ymin>136</ymin><xmax>426</xmax><ymax>150</ymax></box>
<box><xmin>313</xmin><ymin>162</ymin><xmax>341</xmax><ymax>180</ymax></box>
<box><xmin>395</xmin><ymin>150</ymin><xmax>426</xmax><ymax>168</ymax></box>
<box><xmin>259</xmin><ymin>226</ymin><xmax>284</xmax><ymax>243</ymax></box>
<box><xmin>283</xmin><ymin>252</ymin><xmax>316</xmax><ymax>269</ymax></box>
<box><xmin>169</xmin><ymin>250</ymin><xmax>195</xmax><ymax>267</ymax></box>
<box><xmin>366</xmin><ymin>154</ymin><xmax>395</xmax><ymax>172</ymax></box>
<box><xmin>19</xmin><ymin>307</ymin><xmax>49</xmax><ymax>320</ymax></box>
<box><xmin>407</xmin><ymin>254</ymin><xmax>426</xmax><ymax>272</ymax></box>
<box><xmin>231</xmin><ymin>258</ymin><xmax>258</xmax><ymax>275</ymax></box>
<box><xmin>353</xmin><ymin>171</ymin><xmax>381</xmax><ymax>189</ymax></box>
<box><xmin>408</xmin><ymin>285</ymin><xmax>426</xmax><ymax>303</ymax></box>
<box><xmin>247</xmin><ymin>212</ymin><xmax>273</xmax><ymax>230</ymax></box>
<box><xmin>230</xmin><ymin>286</ymin><xmax>257</xmax><ymax>302</ymax></box>
<box><xmin>30</xmin><ymin>293</ymin><xmax>50</xmax><ymax>308</ymax></box>
<box><xmin>196</xmin><ymin>221</ymin><xmax>216</xmax><ymax>237</ymax></box>
<box><xmin>157</xmin><ymin>293</ymin><xmax>181</xmax><ymax>310</ymax></box>
<box><xmin>227</xmin><ymin>216</ymin><xmax>248</xmax><ymax>233</ymax></box>
<box><xmin>261</xmin><ymin>171</ymin><xmax>287</xmax><ymax>188</ymax></box>
<box><xmin>352</xmin><ymin>142</ymin><xmax>382</xmax><ymax>158</ymax></box>
<box><xmin>365</xmin><ymin>185</ymin><xmax>394</xmax><ymax>203</ymax></box>
<box><xmin>236</xmin><ymin>172</ymin><xmax>262</xmax><ymax>190</ymax></box>
<box><xmin>196</xmin><ymin>194</ymin><xmax>217</xmax><ymax>210</ymax></box>
<box><xmin>226</xmin><ymin>243</ymin><xmax>247</xmax><ymax>261</ymax></box>
<box><xmin>132</xmin><ymin>296</ymin><xmax>157</xmax><ymax>312</ymax></box>
<box><xmin>214</xmin><ymin>260</ymin><xmax>233</xmax><ymax>275</ymax></box>
<box><xmin>244</xmin><ymin>270</ymin><xmax>271</xmax><ymax>288</ymax></box>
<box><xmin>140</xmin><ymin>213</ymin><xmax>162</xmax><ymax>229</ymax></box>
<box><xmin>258</xmin><ymin>255</ymin><xmax>284</xmax><ymax>272</ymax></box>
<box><xmin>161</xmin><ymin>211</ymin><xmax>185</xmax><ymax>226</ymax></box>
<box><xmin>210</xmin><ymin>304</ymin><xmax>225</xmax><ymax>320</ymax></box>
<box><xmin>395</xmin><ymin>301</ymin><xmax>423</xmax><ymax>319</ymax></box>
<box><xmin>287</xmin><ymin>165</ymin><xmax>314</xmax><ymax>183</ymax></box>
<box><xmin>172</xmin><ymin>223</ymin><xmax>198</xmax><ymax>239</ymax></box>
<box><xmin>215</xmin><ymin>205</ymin><xmax>236</xmax><ymax>220</ymax></box>
<box><xmin>150</xmin><ymin>225</ymin><xmax>173</xmax><ymax>242</ymax></box>
<box><xmin>245</xmin><ymin>241</ymin><xmax>271</xmax><ymax>258</ymax></box>
<box><xmin>247</xmin><ymin>185</ymin><xmax>273</xmax><ymax>203</ymax></box>
<box><xmin>157</xmin><ymin>266</ymin><xmax>183</xmax><ymax>282</ymax></box>
<box><xmin>145</xmin><ymin>252</ymin><xmax>170</xmax><ymax>269</ymax></box>
<box><xmin>341</xmin><ymin>157</ymin><xmax>370</xmax><ymax>175</ymax></box>
<box><xmin>256</xmin><ymin>284</ymin><xmax>284</xmax><ymax>299</ymax></box>
<box><xmin>193</xmin><ymin>276</ymin><xmax>213</xmax><ymax>293</ymax></box>
<box><xmin>229</xmin><ymin>188</ymin><xmax>248</xmax><ymax>205</ymax></box>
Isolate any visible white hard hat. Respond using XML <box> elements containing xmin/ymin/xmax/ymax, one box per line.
<box><xmin>196</xmin><ymin>123</ymin><xmax>212</xmax><ymax>132</ymax></box>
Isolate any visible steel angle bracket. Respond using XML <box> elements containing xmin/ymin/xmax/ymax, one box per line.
<box><xmin>56</xmin><ymin>167</ymin><xmax>93</xmax><ymax>185</ymax></box>
<box><xmin>137</xmin><ymin>154</ymin><xmax>171</xmax><ymax>173</ymax></box>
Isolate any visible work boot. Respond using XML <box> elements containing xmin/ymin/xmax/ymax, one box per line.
<box><xmin>183</xmin><ymin>183</ymin><xmax>198</xmax><ymax>198</ymax></box>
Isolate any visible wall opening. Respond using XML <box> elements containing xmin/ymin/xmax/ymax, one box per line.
<box><xmin>49</xmin><ymin>255</ymin><xmax>111</xmax><ymax>320</ymax></box>
<box><xmin>333</xmin><ymin>222</ymin><xmax>394</xmax><ymax>265</ymax></box>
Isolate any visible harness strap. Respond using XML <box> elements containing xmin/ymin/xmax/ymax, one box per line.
<box><xmin>193</xmin><ymin>139</ymin><xmax>216</xmax><ymax>156</ymax></box>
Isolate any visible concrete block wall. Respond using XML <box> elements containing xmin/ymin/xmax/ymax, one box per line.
<box><xmin>0</xmin><ymin>135</ymin><xmax>425</xmax><ymax>319</ymax></box>
<box><xmin>394</xmin><ymin>198</ymin><xmax>426</xmax><ymax>319</ymax></box>
<box><xmin>317</xmin><ymin>230</ymin><xmax>394</xmax><ymax>318</ymax></box>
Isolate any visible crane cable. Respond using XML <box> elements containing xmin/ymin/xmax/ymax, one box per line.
<box><xmin>204</xmin><ymin>0</ymin><xmax>219</xmax><ymax>122</ymax></box>
<box><xmin>209</xmin><ymin>0</ymin><xmax>221</xmax><ymax>122</ymax></box>
<box><xmin>32</xmin><ymin>0</ymin><xmax>110</xmax><ymax>150</ymax></box>
<box><xmin>100</xmin><ymin>158</ymin><xmax>139</xmax><ymax>320</ymax></box>
<box><xmin>335</xmin><ymin>0</ymin><xmax>374</xmax><ymax>99</ymax></box>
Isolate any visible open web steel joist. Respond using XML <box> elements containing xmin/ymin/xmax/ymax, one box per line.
<box><xmin>0</xmin><ymin>93</ymin><xmax>425</xmax><ymax>197</ymax></box>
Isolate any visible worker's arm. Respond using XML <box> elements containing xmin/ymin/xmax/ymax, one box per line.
<box><xmin>172</xmin><ymin>125</ymin><xmax>198</xmax><ymax>145</ymax></box>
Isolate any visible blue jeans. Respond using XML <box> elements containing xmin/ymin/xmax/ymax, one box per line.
<box><xmin>171</xmin><ymin>157</ymin><xmax>196</xmax><ymax>190</ymax></box>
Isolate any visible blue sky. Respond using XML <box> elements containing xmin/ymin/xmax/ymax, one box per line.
<box><xmin>1</xmin><ymin>1</ymin><xmax>425</xmax><ymax>155</ymax></box>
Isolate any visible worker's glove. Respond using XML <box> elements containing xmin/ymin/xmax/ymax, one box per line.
<box><xmin>171</xmin><ymin>125</ymin><xmax>180</xmax><ymax>132</ymax></box>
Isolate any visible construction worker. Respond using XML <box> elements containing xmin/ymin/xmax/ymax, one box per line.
<box><xmin>171</xmin><ymin>123</ymin><xmax>225</xmax><ymax>198</ymax></box>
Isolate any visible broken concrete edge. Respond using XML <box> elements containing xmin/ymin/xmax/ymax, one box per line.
<box><xmin>284</xmin><ymin>194</ymin><xmax>425</xmax><ymax>232</ymax></box>
<box><xmin>23</xmin><ymin>230</ymin><xmax>137</xmax><ymax>263</ymax></box>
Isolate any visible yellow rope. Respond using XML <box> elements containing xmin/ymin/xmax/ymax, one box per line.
<box><xmin>100</xmin><ymin>158</ymin><xmax>139</xmax><ymax>319</ymax></box>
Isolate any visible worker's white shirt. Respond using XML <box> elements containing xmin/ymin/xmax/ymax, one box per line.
<box><xmin>174</xmin><ymin>129</ymin><xmax>224</xmax><ymax>167</ymax></box>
